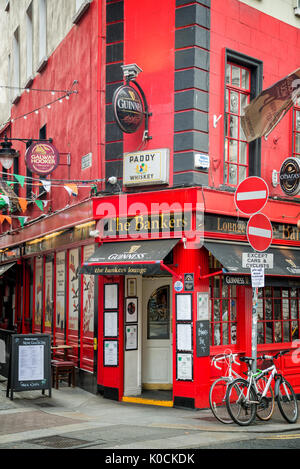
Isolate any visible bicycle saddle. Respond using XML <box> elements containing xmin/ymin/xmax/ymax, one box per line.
<box><xmin>239</xmin><ymin>356</ymin><xmax>254</xmax><ymax>363</ymax></box>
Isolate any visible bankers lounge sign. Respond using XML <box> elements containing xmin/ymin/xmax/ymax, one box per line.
<box><xmin>113</xmin><ymin>84</ymin><xmax>144</xmax><ymax>133</ymax></box>
<box><xmin>279</xmin><ymin>157</ymin><xmax>300</xmax><ymax>196</ymax></box>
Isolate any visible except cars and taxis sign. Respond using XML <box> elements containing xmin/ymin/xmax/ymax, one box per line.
<box><xmin>25</xmin><ymin>142</ymin><xmax>59</xmax><ymax>176</ymax></box>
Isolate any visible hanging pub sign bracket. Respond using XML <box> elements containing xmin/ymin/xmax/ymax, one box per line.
<box><xmin>112</xmin><ymin>64</ymin><xmax>152</xmax><ymax>141</ymax></box>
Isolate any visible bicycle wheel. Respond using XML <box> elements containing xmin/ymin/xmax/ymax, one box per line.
<box><xmin>277</xmin><ymin>378</ymin><xmax>298</xmax><ymax>424</ymax></box>
<box><xmin>226</xmin><ymin>378</ymin><xmax>257</xmax><ymax>426</ymax></box>
<box><xmin>255</xmin><ymin>376</ymin><xmax>275</xmax><ymax>421</ymax></box>
<box><xmin>209</xmin><ymin>378</ymin><xmax>233</xmax><ymax>424</ymax></box>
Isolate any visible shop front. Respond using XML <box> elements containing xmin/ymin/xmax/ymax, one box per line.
<box><xmin>83</xmin><ymin>188</ymin><xmax>300</xmax><ymax>409</ymax></box>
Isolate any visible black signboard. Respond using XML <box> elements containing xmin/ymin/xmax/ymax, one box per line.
<box><xmin>7</xmin><ymin>334</ymin><xmax>51</xmax><ymax>400</ymax></box>
<box><xmin>196</xmin><ymin>321</ymin><xmax>210</xmax><ymax>357</ymax></box>
<box><xmin>113</xmin><ymin>84</ymin><xmax>144</xmax><ymax>133</ymax></box>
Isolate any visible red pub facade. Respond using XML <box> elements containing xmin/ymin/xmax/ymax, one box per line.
<box><xmin>1</xmin><ymin>0</ymin><xmax>300</xmax><ymax>408</ymax></box>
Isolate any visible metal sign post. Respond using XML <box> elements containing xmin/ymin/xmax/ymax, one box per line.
<box><xmin>237</xmin><ymin>176</ymin><xmax>272</xmax><ymax>373</ymax></box>
<box><xmin>251</xmin><ymin>286</ymin><xmax>259</xmax><ymax>372</ymax></box>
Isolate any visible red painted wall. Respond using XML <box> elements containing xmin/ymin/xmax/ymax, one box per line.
<box><xmin>123</xmin><ymin>0</ymin><xmax>175</xmax><ymax>183</ymax></box>
<box><xmin>209</xmin><ymin>0</ymin><xmax>300</xmax><ymax>196</ymax></box>
<box><xmin>8</xmin><ymin>0</ymin><xmax>100</xmax><ymax>226</ymax></box>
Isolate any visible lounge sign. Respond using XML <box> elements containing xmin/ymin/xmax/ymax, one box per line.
<box><xmin>279</xmin><ymin>157</ymin><xmax>300</xmax><ymax>196</ymax></box>
<box><xmin>123</xmin><ymin>148</ymin><xmax>169</xmax><ymax>186</ymax></box>
<box><xmin>113</xmin><ymin>84</ymin><xmax>144</xmax><ymax>133</ymax></box>
<box><xmin>25</xmin><ymin>142</ymin><xmax>59</xmax><ymax>176</ymax></box>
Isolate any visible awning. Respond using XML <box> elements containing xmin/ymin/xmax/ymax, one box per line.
<box><xmin>80</xmin><ymin>238</ymin><xmax>180</xmax><ymax>276</ymax></box>
<box><xmin>0</xmin><ymin>262</ymin><xmax>16</xmax><ymax>277</ymax></box>
<box><xmin>204</xmin><ymin>240</ymin><xmax>300</xmax><ymax>277</ymax></box>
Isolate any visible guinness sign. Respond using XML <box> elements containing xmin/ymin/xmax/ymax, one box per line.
<box><xmin>279</xmin><ymin>157</ymin><xmax>300</xmax><ymax>196</ymax></box>
<box><xmin>113</xmin><ymin>85</ymin><xmax>144</xmax><ymax>133</ymax></box>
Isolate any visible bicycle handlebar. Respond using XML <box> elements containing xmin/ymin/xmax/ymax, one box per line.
<box><xmin>258</xmin><ymin>350</ymin><xmax>290</xmax><ymax>361</ymax></box>
<box><xmin>211</xmin><ymin>352</ymin><xmax>240</xmax><ymax>369</ymax></box>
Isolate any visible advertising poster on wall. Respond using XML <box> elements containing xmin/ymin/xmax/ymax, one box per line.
<box><xmin>34</xmin><ymin>257</ymin><xmax>43</xmax><ymax>331</ymax></box>
<box><xmin>44</xmin><ymin>260</ymin><xmax>53</xmax><ymax>330</ymax></box>
<box><xmin>68</xmin><ymin>248</ymin><xmax>79</xmax><ymax>331</ymax></box>
<box><xmin>56</xmin><ymin>251</ymin><xmax>66</xmax><ymax>331</ymax></box>
<box><xmin>82</xmin><ymin>245</ymin><xmax>95</xmax><ymax>334</ymax></box>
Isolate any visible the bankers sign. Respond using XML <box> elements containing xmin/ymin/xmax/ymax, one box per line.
<box><xmin>113</xmin><ymin>84</ymin><xmax>144</xmax><ymax>133</ymax></box>
<box><xmin>279</xmin><ymin>157</ymin><xmax>300</xmax><ymax>196</ymax></box>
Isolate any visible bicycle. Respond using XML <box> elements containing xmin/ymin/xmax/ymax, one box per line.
<box><xmin>226</xmin><ymin>350</ymin><xmax>298</xmax><ymax>426</ymax></box>
<box><xmin>209</xmin><ymin>351</ymin><xmax>241</xmax><ymax>424</ymax></box>
<box><xmin>209</xmin><ymin>351</ymin><xmax>275</xmax><ymax>424</ymax></box>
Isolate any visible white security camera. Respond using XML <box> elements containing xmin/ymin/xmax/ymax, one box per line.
<box><xmin>89</xmin><ymin>230</ymin><xmax>100</xmax><ymax>238</ymax></box>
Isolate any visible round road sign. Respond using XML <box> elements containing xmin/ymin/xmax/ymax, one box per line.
<box><xmin>247</xmin><ymin>213</ymin><xmax>273</xmax><ymax>252</ymax></box>
<box><xmin>235</xmin><ymin>177</ymin><xmax>269</xmax><ymax>215</ymax></box>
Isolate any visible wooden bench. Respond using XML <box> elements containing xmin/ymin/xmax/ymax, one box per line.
<box><xmin>51</xmin><ymin>360</ymin><xmax>76</xmax><ymax>389</ymax></box>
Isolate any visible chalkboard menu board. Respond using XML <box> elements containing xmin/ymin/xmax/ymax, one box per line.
<box><xmin>196</xmin><ymin>321</ymin><xmax>210</xmax><ymax>357</ymax></box>
<box><xmin>7</xmin><ymin>334</ymin><xmax>52</xmax><ymax>400</ymax></box>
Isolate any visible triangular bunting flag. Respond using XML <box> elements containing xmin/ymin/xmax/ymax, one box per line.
<box><xmin>64</xmin><ymin>184</ymin><xmax>78</xmax><ymax>196</ymax></box>
<box><xmin>4</xmin><ymin>215</ymin><xmax>11</xmax><ymax>224</ymax></box>
<box><xmin>18</xmin><ymin>197</ymin><xmax>28</xmax><ymax>213</ymax></box>
<box><xmin>18</xmin><ymin>216</ymin><xmax>29</xmax><ymax>227</ymax></box>
<box><xmin>14</xmin><ymin>174</ymin><xmax>25</xmax><ymax>187</ymax></box>
<box><xmin>41</xmin><ymin>179</ymin><xmax>51</xmax><ymax>192</ymax></box>
<box><xmin>0</xmin><ymin>215</ymin><xmax>5</xmax><ymax>224</ymax></box>
<box><xmin>0</xmin><ymin>195</ymin><xmax>10</xmax><ymax>207</ymax></box>
<box><xmin>35</xmin><ymin>200</ymin><xmax>44</xmax><ymax>210</ymax></box>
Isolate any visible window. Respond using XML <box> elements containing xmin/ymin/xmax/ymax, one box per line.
<box><xmin>257</xmin><ymin>287</ymin><xmax>300</xmax><ymax>344</ymax></box>
<box><xmin>12</xmin><ymin>27</ymin><xmax>20</xmax><ymax>103</ymax></box>
<box><xmin>293</xmin><ymin>99</ymin><xmax>300</xmax><ymax>158</ymax></box>
<box><xmin>209</xmin><ymin>275</ymin><xmax>237</xmax><ymax>346</ymax></box>
<box><xmin>37</xmin><ymin>0</ymin><xmax>47</xmax><ymax>70</ymax></box>
<box><xmin>147</xmin><ymin>285</ymin><xmax>170</xmax><ymax>339</ymax></box>
<box><xmin>224</xmin><ymin>63</ymin><xmax>250</xmax><ymax>186</ymax></box>
<box><xmin>224</xmin><ymin>50</ymin><xmax>263</xmax><ymax>186</ymax></box>
<box><xmin>73</xmin><ymin>0</ymin><xmax>91</xmax><ymax>24</ymax></box>
<box><xmin>26</xmin><ymin>3</ymin><xmax>33</xmax><ymax>82</ymax></box>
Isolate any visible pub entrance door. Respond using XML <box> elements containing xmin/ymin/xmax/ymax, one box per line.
<box><xmin>142</xmin><ymin>277</ymin><xmax>173</xmax><ymax>390</ymax></box>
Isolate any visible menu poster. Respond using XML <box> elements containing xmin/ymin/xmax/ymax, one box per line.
<box><xmin>176</xmin><ymin>353</ymin><xmax>193</xmax><ymax>381</ymax></box>
<box><xmin>176</xmin><ymin>323</ymin><xmax>192</xmax><ymax>351</ymax></box>
<box><xmin>104</xmin><ymin>284</ymin><xmax>119</xmax><ymax>310</ymax></box>
<box><xmin>104</xmin><ymin>311</ymin><xmax>118</xmax><ymax>337</ymax></box>
<box><xmin>18</xmin><ymin>344</ymin><xmax>44</xmax><ymax>381</ymax></box>
<box><xmin>176</xmin><ymin>294</ymin><xmax>192</xmax><ymax>321</ymax></box>
<box><xmin>104</xmin><ymin>340</ymin><xmax>118</xmax><ymax>366</ymax></box>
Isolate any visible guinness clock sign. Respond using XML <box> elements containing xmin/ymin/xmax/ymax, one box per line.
<box><xmin>113</xmin><ymin>85</ymin><xmax>144</xmax><ymax>134</ymax></box>
<box><xmin>279</xmin><ymin>157</ymin><xmax>300</xmax><ymax>196</ymax></box>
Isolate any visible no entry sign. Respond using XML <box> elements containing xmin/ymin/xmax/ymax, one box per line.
<box><xmin>235</xmin><ymin>177</ymin><xmax>269</xmax><ymax>215</ymax></box>
<box><xmin>247</xmin><ymin>213</ymin><xmax>273</xmax><ymax>252</ymax></box>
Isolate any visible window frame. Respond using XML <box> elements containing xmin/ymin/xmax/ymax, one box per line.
<box><xmin>223</xmin><ymin>50</ymin><xmax>263</xmax><ymax>187</ymax></box>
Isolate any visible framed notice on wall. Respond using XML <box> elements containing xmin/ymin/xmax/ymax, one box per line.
<box><xmin>125</xmin><ymin>325</ymin><xmax>138</xmax><ymax>351</ymax></box>
<box><xmin>103</xmin><ymin>340</ymin><xmax>118</xmax><ymax>366</ymax></box>
<box><xmin>175</xmin><ymin>294</ymin><xmax>192</xmax><ymax>321</ymax></box>
<box><xmin>104</xmin><ymin>284</ymin><xmax>119</xmax><ymax>310</ymax></box>
<box><xmin>125</xmin><ymin>297</ymin><xmax>138</xmax><ymax>323</ymax></box>
<box><xmin>104</xmin><ymin>311</ymin><xmax>118</xmax><ymax>338</ymax></box>
<box><xmin>176</xmin><ymin>352</ymin><xmax>193</xmax><ymax>381</ymax></box>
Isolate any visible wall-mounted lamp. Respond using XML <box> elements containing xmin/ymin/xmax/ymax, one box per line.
<box><xmin>0</xmin><ymin>135</ymin><xmax>20</xmax><ymax>169</ymax></box>
<box><xmin>0</xmin><ymin>132</ymin><xmax>53</xmax><ymax>171</ymax></box>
